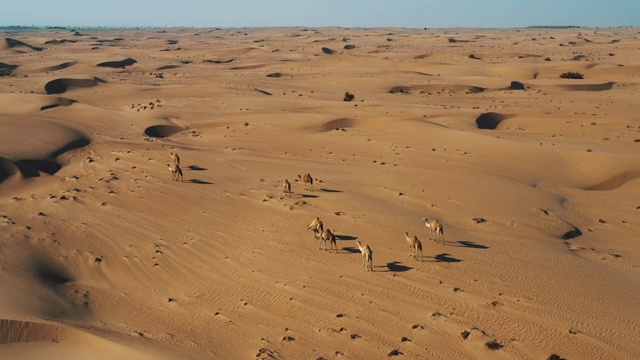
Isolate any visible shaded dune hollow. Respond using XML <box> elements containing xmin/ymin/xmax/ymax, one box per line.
<box><xmin>144</xmin><ymin>124</ymin><xmax>188</xmax><ymax>138</ymax></box>
<box><xmin>475</xmin><ymin>112</ymin><xmax>511</xmax><ymax>130</ymax></box>
<box><xmin>1</xmin><ymin>38</ymin><xmax>43</xmax><ymax>51</ymax></box>
<box><xmin>41</xmin><ymin>97</ymin><xmax>77</xmax><ymax>111</ymax></box>
<box><xmin>0</xmin><ymin>137</ymin><xmax>90</xmax><ymax>183</ymax></box>
<box><xmin>390</xmin><ymin>84</ymin><xmax>485</xmax><ymax>94</ymax></box>
<box><xmin>96</xmin><ymin>58</ymin><xmax>137</xmax><ymax>68</ymax></box>
<box><xmin>584</xmin><ymin>170</ymin><xmax>640</xmax><ymax>191</ymax></box>
<box><xmin>537</xmin><ymin>82</ymin><xmax>616</xmax><ymax>92</ymax></box>
<box><xmin>0</xmin><ymin>62</ymin><xmax>19</xmax><ymax>76</ymax></box>
<box><xmin>308</xmin><ymin>118</ymin><xmax>358</xmax><ymax>133</ymax></box>
<box><xmin>44</xmin><ymin>77</ymin><xmax>106</xmax><ymax>95</ymax></box>
<box><xmin>41</xmin><ymin>61</ymin><xmax>76</xmax><ymax>72</ymax></box>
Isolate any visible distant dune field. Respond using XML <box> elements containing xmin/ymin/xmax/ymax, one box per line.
<box><xmin>1</xmin><ymin>26</ymin><xmax>639</xmax><ymax>359</ymax></box>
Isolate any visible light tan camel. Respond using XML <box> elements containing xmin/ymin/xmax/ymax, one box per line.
<box><xmin>307</xmin><ymin>217</ymin><xmax>324</xmax><ymax>238</ymax></box>
<box><xmin>170</xmin><ymin>152</ymin><xmax>180</xmax><ymax>166</ymax></box>
<box><xmin>404</xmin><ymin>232</ymin><xmax>423</xmax><ymax>261</ymax></box>
<box><xmin>298</xmin><ymin>173</ymin><xmax>314</xmax><ymax>191</ymax></box>
<box><xmin>424</xmin><ymin>218</ymin><xmax>444</xmax><ymax>244</ymax></box>
<box><xmin>167</xmin><ymin>163</ymin><xmax>183</xmax><ymax>182</ymax></box>
<box><xmin>320</xmin><ymin>228</ymin><xmax>337</xmax><ymax>251</ymax></box>
<box><xmin>356</xmin><ymin>240</ymin><xmax>373</xmax><ymax>271</ymax></box>
<box><xmin>283</xmin><ymin>179</ymin><xmax>292</xmax><ymax>196</ymax></box>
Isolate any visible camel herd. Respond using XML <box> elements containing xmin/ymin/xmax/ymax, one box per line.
<box><xmin>166</xmin><ymin>152</ymin><xmax>445</xmax><ymax>272</ymax></box>
<box><xmin>294</xmin><ymin>174</ymin><xmax>445</xmax><ymax>272</ymax></box>
<box><xmin>308</xmin><ymin>214</ymin><xmax>443</xmax><ymax>271</ymax></box>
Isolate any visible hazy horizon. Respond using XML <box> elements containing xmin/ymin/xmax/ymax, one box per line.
<box><xmin>1</xmin><ymin>0</ymin><xmax>638</xmax><ymax>29</ymax></box>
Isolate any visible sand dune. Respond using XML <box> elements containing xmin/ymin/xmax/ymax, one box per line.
<box><xmin>16</xmin><ymin>61</ymin><xmax>77</xmax><ymax>75</ymax></box>
<box><xmin>1</xmin><ymin>38</ymin><xmax>43</xmax><ymax>52</ymax></box>
<box><xmin>1</xmin><ymin>26</ymin><xmax>639</xmax><ymax>360</ymax></box>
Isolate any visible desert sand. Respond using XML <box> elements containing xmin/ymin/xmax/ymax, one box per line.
<box><xmin>1</xmin><ymin>26</ymin><xmax>639</xmax><ymax>359</ymax></box>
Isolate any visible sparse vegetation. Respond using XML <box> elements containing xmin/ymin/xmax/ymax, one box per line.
<box><xmin>343</xmin><ymin>92</ymin><xmax>355</xmax><ymax>102</ymax></box>
<box><xmin>560</xmin><ymin>71</ymin><xmax>584</xmax><ymax>79</ymax></box>
<box><xmin>485</xmin><ymin>340</ymin><xmax>504</xmax><ymax>350</ymax></box>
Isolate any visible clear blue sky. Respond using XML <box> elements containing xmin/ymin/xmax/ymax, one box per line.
<box><xmin>1</xmin><ymin>0</ymin><xmax>638</xmax><ymax>28</ymax></box>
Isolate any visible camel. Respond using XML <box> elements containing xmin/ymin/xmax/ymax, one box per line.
<box><xmin>404</xmin><ymin>232</ymin><xmax>423</xmax><ymax>261</ymax></box>
<box><xmin>283</xmin><ymin>179</ymin><xmax>292</xmax><ymax>196</ymax></box>
<box><xmin>319</xmin><ymin>228</ymin><xmax>337</xmax><ymax>251</ymax></box>
<box><xmin>298</xmin><ymin>173</ymin><xmax>313</xmax><ymax>191</ymax></box>
<box><xmin>307</xmin><ymin>217</ymin><xmax>324</xmax><ymax>238</ymax></box>
<box><xmin>424</xmin><ymin>218</ymin><xmax>444</xmax><ymax>244</ymax></box>
<box><xmin>167</xmin><ymin>163</ymin><xmax>183</xmax><ymax>182</ymax></box>
<box><xmin>170</xmin><ymin>152</ymin><xmax>180</xmax><ymax>166</ymax></box>
<box><xmin>356</xmin><ymin>240</ymin><xmax>373</xmax><ymax>271</ymax></box>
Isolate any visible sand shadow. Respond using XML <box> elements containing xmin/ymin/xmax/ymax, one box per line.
<box><xmin>189</xmin><ymin>179</ymin><xmax>214</xmax><ymax>185</ymax></box>
<box><xmin>96</xmin><ymin>58</ymin><xmax>137</xmax><ymax>68</ymax></box>
<box><xmin>44</xmin><ymin>77</ymin><xmax>105</xmax><ymax>95</ymax></box>
<box><xmin>296</xmin><ymin>193</ymin><xmax>319</xmax><ymax>199</ymax></box>
<box><xmin>144</xmin><ymin>124</ymin><xmax>186</xmax><ymax>138</ymax></box>
<box><xmin>320</xmin><ymin>188</ymin><xmax>343</xmax><ymax>193</ymax></box>
<box><xmin>561</xmin><ymin>228</ymin><xmax>582</xmax><ymax>240</ymax></box>
<box><xmin>456</xmin><ymin>240</ymin><xmax>489</xmax><ymax>249</ymax></box>
<box><xmin>335</xmin><ymin>234</ymin><xmax>357</xmax><ymax>241</ymax></box>
<box><xmin>476</xmin><ymin>112</ymin><xmax>509</xmax><ymax>130</ymax></box>
<box><xmin>187</xmin><ymin>165</ymin><xmax>207</xmax><ymax>171</ymax></box>
<box><xmin>433</xmin><ymin>253</ymin><xmax>462</xmax><ymax>263</ymax></box>
<box><xmin>386</xmin><ymin>261</ymin><xmax>413</xmax><ymax>272</ymax></box>
<box><xmin>341</xmin><ymin>246</ymin><xmax>362</xmax><ymax>254</ymax></box>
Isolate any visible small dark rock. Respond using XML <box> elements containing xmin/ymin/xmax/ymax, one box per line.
<box><xmin>321</xmin><ymin>47</ymin><xmax>336</xmax><ymax>55</ymax></box>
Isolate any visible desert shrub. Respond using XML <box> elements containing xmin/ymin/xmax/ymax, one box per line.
<box><xmin>484</xmin><ymin>340</ymin><xmax>503</xmax><ymax>350</ymax></box>
<box><xmin>560</xmin><ymin>71</ymin><xmax>584</xmax><ymax>79</ymax></box>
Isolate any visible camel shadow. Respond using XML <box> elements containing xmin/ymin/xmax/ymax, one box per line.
<box><xmin>385</xmin><ymin>261</ymin><xmax>413</xmax><ymax>272</ymax></box>
<box><xmin>341</xmin><ymin>246</ymin><xmax>362</xmax><ymax>254</ymax></box>
<box><xmin>320</xmin><ymin>188</ymin><xmax>343</xmax><ymax>193</ymax></box>
<box><xmin>456</xmin><ymin>240</ymin><xmax>489</xmax><ymax>249</ymax></box>
<box><xmin>433</xmin><ymin>253</ymin><xmax>462</xmax><ymax>263</ymax></box>
<box><xmin>187</xmin><ymin>165</ymin><xmax>207</xmax><ymax>171</ymax></box>
<box><xmin>189</xmin><ymin>179</ymin><xmax>214</xmax><ymax>185</ymax></box>
<box><xmin>296</xmin><ymin>193</ymin><xmax>319</xmax><ymax>199</ymax></box>
<box><xmin>335</xmin><ymin>234</ymin><xmax>357</xmax><ymax>241</ymax></box>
